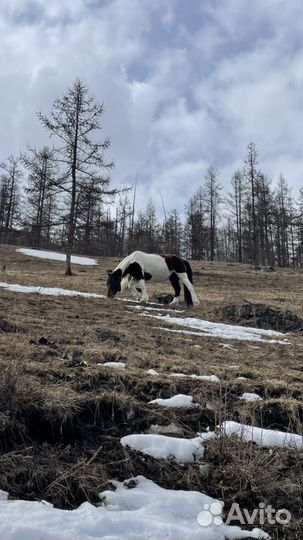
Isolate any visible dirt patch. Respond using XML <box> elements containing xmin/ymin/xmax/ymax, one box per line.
<box><xmin>30</xmin><ymin>337</ymin><xmax>58</xmax><ymax>348</ymax></box>
<box><xmin>94</xmin><ymin>329</ymin><xmax>121</xmax><ymax>343</ymax></box>
<box><xmin>0</xmin><ymin>319</ymin><xmax>18</xmax><ymax>333</ymax></box>
<box><xmin>236</xmin><ymin>399</ymin><xmax>303</xmax><ymax>433</ymax></box>
<box><xmin>156</xmin><ymin>293</ymin><xmax>174</xmax><ymax>304</ymax></box>
<box><xmin>217</xmin><ymin>303</ymin><xmax>303</xmax><ymax>332</ymax></box>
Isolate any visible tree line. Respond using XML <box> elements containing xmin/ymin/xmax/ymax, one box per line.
<box><xmin>0</xmin><ymin>79</ymin><xmax>302</xmax><ymax>270</ymax></box>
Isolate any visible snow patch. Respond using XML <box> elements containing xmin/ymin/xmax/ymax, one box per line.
<box><xmin>148</xmin><ymin>423</ymin><xmax>182</xmax><ymax>435</ymax></box>
<box><xmin>222</xmin><ymin>421</ymin><xmax>303</xmax><ymax>450</ymax></box>
<box><xmin>121</xmin><ymin>433</ymin><xmax>205</xmax><ymax>463</ymax></box>
<box><xmin>147</xmin><ymin>313</ymin><xmax>290</xmax><ymax>344</ymax></box>
<box><xmin>0</xmin><ymin>475</ymin><xmax>270</xmax><ymax>540</ymax></box>
<box><xmin>130</xmin><ymin>305</ymin><xmax>184</xmax><ymax>314</ymax></box>
<box><xmin>219</xmin><ymin>343</ymin><xmax>238</xmax><ymax>350</ymax></box>
<box><xmin>101</xmin><ymin>362</ymin><xmax>126</xmax><ymax>370</ymax></box>
<box><xmin>17</xmin><ymin>248</ymin><xmax>98</xmax><ymax>265</ymax></box>
<box><xmin>149</xmin><ymin>394</ymin><xmax>198</xmax><ymax>408</ymax></box>
<box><xmin>146</xmin><ymin>369</ymin><xmax>159</xmax><ymax>376</ymax></box>
<box><xmin>239</xmin><ymin>393</ymin><xmax>263</xmax><ymax>402</ymax></box>
<box><xmin>0</xmin><ymin>282</ymin><xmax>105</xmax><ymax>299</ymax></box>
<box><xmin>170</xmin><ymin>373</ymin><xmax>220</xmax><ymax>383</ymax></box>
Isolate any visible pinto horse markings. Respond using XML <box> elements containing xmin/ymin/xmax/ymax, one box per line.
<box><xmin>107</xmin><ymin>251</ymin><xmax>199</xmax><ymax>307</ymax></box>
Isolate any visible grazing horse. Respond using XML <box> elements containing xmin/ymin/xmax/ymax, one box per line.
<box><xmin>107</xmin><ymin>251</ymin><xmax>199</xmax><ymax>307</ymax></box>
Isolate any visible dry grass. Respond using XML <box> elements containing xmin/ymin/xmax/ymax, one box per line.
<box><xmin>0</xmin><ymin>245</ymin><xmax>302</xmax><ymax>538</ymax></box>
<box><xmin>206</xmin><ymin>435</ymin><xmax>303</xmax><ymax>539</ymax></box>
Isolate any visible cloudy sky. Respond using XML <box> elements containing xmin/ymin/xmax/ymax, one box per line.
<box><xmin>0</xmin><ymin>0</ymin><xmax>302</xmax><ymax>216</ymax></box>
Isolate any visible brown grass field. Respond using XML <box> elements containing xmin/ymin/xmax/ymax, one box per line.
<box><xmin>0</xmin><ymin>245</ymin><xmax>302</xmax><ymax>539</ymax></box>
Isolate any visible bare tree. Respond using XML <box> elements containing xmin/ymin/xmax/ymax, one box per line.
<box><xmin>243</xmin><ymin>143</ymin><xmax>259</xmax><ymax>265</ymax></box>
<box><xmin>0</xmin><ymin>155</ymin><xmax>21</xmax><ymax>243</ymax></box>
<box><xmin>273</xmin><ymin>175</ymin><xmax>292</xmax><ymax>267</ymax></box>
<box><xmin>254</xmin><ymin>172</ymin><xmax>273</xmax><ymax>265</ymax></box>
<box><xmin>296</xmin><ymin>188</ymin><xmax>303</xmax><ymax>266</ymax></box>
<box><xmin>204</xmin><ymin>165</ymin><xmax>222</xmax><ymax>261</ymax></box>
<box><xmin>0</xmin><ymin>176</ymin><xmax>9</xmax><ymax>239</ymax></box>
<box><xmin>22</xmin><ymin>147</ymin><xmax>57</xmax><ymax>248</ymax></box>
<box><xmin>162</xmin><ymin>209</ymin><xmax>183</xmax><ymax>255</ymax></box>
<box><xmin>116</xmin><ymin>194</ymin><xmax>132</xmax><ymax>256</ymax></box>
<box><xmin>132</xmin><ymin>200</ymin><xmax>160</xmax><ymax>252</ymax></box>
<box><xmin>228</xmin><ymin>170</ymin><xmax>245</xmax><ymax>262</ymax></box>
<box><xmin>38</xmin><ymin>79</ymin><xmax>114</xmax><ymax>275</ymax></box>
<box><xmin>184</xmin><ymin>186</ymin><xmax>206</xmax><ymax>259</ymax></box>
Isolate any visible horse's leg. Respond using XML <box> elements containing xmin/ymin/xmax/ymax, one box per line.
<box><xmin>169</xmin><ymin>273</ymin><xmax>181</xmax><ymax>305</ymax></box>
<box><xmin>177</xmin><ymin>272</ymin><xmax>200</xmax><ymax>306</ymax></box>
<box><xmin>128</xmin><ymin>278</ymin><xmax>142</xmax><ymax>300</ymax></box>
<box><xmin>137</xmin><ymin>279</ymin><xmax>149</xmax><ymax>302</ymax></box>
<box><xmin>120</xmin><ymin>275</ymin><xmax>130</xmax><ymax>293</ymax></box>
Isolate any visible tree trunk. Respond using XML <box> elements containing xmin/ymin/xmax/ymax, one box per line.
<box><xmin>65</xmin><ymin>251</ymin><xmax>72</xmax><ymax>276</ymax></box>
<box><xmin>65</xmin><ymin>92</ymin><xmax>80</xmax><ymax>275</ymax></box>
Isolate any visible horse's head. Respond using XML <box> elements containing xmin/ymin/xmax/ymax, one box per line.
<box><xmin>107</xmin><ymin>269</ymin><xmax>122</xmax><ymax>298</ymax></box>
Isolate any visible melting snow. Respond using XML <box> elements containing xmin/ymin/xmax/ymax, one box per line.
<box><xmin>122</xmin><ymin>421</ymin><xmax>303</xmax><ymax>466</ymax></box>
<box><xmin>101</xmin><ymin>362</ymin><xmax>126</xmax><ymax>370</ymax></box>
<box><xmin>0</xmin><ymin>476</ymin><xmax>270</xmax><ymax>540</ymax></box>
<box><xmin>17</xmin><ymin>248</ymin><xmax>98</xmax><ymax>265</ymax></box>
<box><xmin>130</xmin><ymin>304</ymin><xmax>184</xmax><ymax>313</ymax></box>
<box><xmin>222</xmin><ymin>421</ymin><xmax>303</xmax><ymax>450</ymax></box>
<box><xmin>0</xmin><ymin>282</ymin><xmax>105</xmax><ymax>299</ymax></box>
<box><xmin>219</xmin><ymin>343</ymin><xmax>238</xmax><ymax>350</ymax></box>
<box><xmin>149</xmin><ymin>394</ymin><xmax>198</xmax><ymax>408</ymax></box>
<box><xmin>147</xmin><ymin>313</ymin><xmax>289</xmax><ymax>344</ymax></box>
<box><xmin>170</xmin><ymin>373</ymin><xmax>220</xmax><ymax>383</ymax></box>
<box><xmin>146</xmin><ymin>368</ymin><xmax>159</xmax><ymax>376</ymax></box>
<box><xmin>121</xmin><ymin>433</ymin><xmax>205</xmax><ymax>463</ymax></box>
<box><xmin>148</xmin><ymin>423</ymin><xmax>182</xmax><ymax>435</ymax></box>
<box><xmin>239</xmin><ymin>393</ymin><xmax>263</xmax><ymax>402</ymax></box>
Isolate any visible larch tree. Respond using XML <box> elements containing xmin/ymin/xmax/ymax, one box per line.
<box><xmin>228</xmin><ymin>169</ymin><xmax>245</xmax><ymax>263</ymax></box>
<box><xmin>243</xmin><ymin>143</ymin><xmax>259</xmax><ymax>265</ymax></box>
<box><xmin>132</xmin><ymin>200</ymin><xmax>160</xmax><ymax>253</ymax></box>
<box><xmin>0</xmin><ymin>176</ymin><xmax>9</xmax><ymax>239</ymax></box>
<box><xmin>38</xmin><ymin>79</ymin><xmax>114</xmax><ymax>275</ymax></box>
<box><xmin>115</xmin><ymin>194</ymin><xmax>132</xmax><ymax>256</ymax></box>
<box><xmin>144</xmin><ymin>199</ymin><xmax>159</xmax><ymax>252</ymax></box>
<box><xmin>255</xmin><ymin>172</ymin><xmax>273</xmax><ymax>266</ymax></box>
<box><xmin>162</xmin><ymin>209</ymin><xmax>183</xmax><ymax>255</ymax></box>
<box><xmin>204</xmin><ymin>165</ymin><xmax>222</xmax><ymax>261</ymax></box>
<box><xmin>273</xmin><ymin>175</ymin><xmax>292</xmax><ymax>267</ymax></box>
<box><xmin>0</xmin><ymin>155</ymin><xmax>21</xmax><ymax>243</ymax></box>
<box><xmin>76</xmin><ymin>179</ymin><xmax>107</xmax><ymax>252</ymax></box>
<box><xmin>22</xmin><ymin>147</ymin><xmax>57</xmax><ymax>248</ymax></box>
<box><xmin>184</xmin><ymin>186</ymin><xmax>206</xmax><ymax>259</ymax></box>
<box><xmin>296</xmin><ymin>188</ymin><xmax>303</xmax><ymax>266</ymax></box>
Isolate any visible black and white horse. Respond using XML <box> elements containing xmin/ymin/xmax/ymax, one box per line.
<box><xmin>107</xmin><ymin>251</ymin><xmax>199</xmax><ymax>307</ymax></box>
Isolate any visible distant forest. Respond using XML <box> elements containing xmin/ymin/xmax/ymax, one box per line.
<box><xmin>1</xmin><ymin>80</ymin><xmax>302</xmax><ymax>270</ymax></box>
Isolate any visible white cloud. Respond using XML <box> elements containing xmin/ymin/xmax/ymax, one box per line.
<box><xmin>0</xmin><ymin>0</ymin><xmax>301</xmax><ymax>217</ymax></box>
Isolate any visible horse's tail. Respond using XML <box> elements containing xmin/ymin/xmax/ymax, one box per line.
<box><xmin>183</xmin><ymin>259</ymin><xmax>194</xmax><ymax>306</ymax></box>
